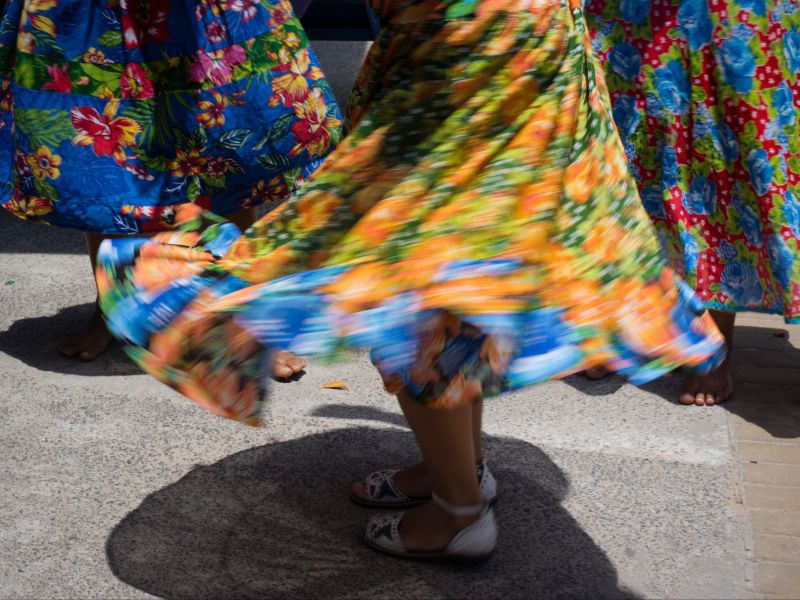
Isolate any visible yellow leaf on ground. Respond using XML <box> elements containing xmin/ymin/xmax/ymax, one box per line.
<box><xmin>321</xmin><ymin>380</ymin><xmax>348</xmax><ymax>390</ymax></box>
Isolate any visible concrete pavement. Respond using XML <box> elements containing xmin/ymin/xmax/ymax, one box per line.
<box><xmin>1</xmin><ymin>41</ymin><xmax>798</xmax><ymax>600</ymax></box>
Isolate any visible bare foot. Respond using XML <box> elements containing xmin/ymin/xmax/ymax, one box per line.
<box><xmin>679</xmin><ymin>355</ymin><xmax>734</xmax><ymax>406</ymax></box>
<box><xmin>58</xmin><ymin>306</ymin><xmax>113</xmax><ymax>362</ymax></box>
<box><xmin>396</xmin><ymin>499</ymin><xmax>480</xmax><ymax>553</ymax></box>
<box><xmin>351</xmin><ymin>462</ymin><xmax>432</xmax><ymax>502</ymax></box>
<box><xmin>679</xmin><ymin>309</ymin><xmax>735</xmax><ymax>406</ymax></box>
<box><xmin>584</xmin><ymin>366</ymin><xmax>610</xmax><ymax>380</ymax></box>
<box><xmin>271</xmin><ymin>350</ymin><xmax>307</xmax><ymax>379</ymax></box>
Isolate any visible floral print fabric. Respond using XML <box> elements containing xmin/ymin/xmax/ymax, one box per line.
<box><xmin>585</xmin><ymin>0</ymin><xmax>800</xmax><ymax>323</ymax></box>
<box><xmin>0</xmin><ymin>0</ymin><xmax>342</xmax><ymax>233</ymax></box>
<box><xmin>97</xmin><ymin>0</ymin><xmax>725</xmax><ymax>425</ymax></box>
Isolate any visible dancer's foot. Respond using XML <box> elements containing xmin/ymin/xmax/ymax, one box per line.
<box><xmin>584</xmin><ymin>366</ymin><xmax>610</xmax><ymax>380</ymax></box>
<box><xmin>395</xmin><ymin>498</ymin><xmax>480</xmax><ymax>553</ymax></box>
<box><xmin>58</xmin><ymin>306</ymin><xmax>113</xmax><ymax>362</ymax></box>
<box><xmin>679</xmin><ymin>309</ymin><xmax>735</xmax><ymax>406</ymax></box>
<box><xmin>679</xmin><ymin>356</ymin><xmax>734</xmax><ymax>405</ymax></box>
<box><xmin>351</xmin><ymin>462</ymin><xmax>432</xmax><ymax>502</ymax></box>
<box><xmin>271</xmin><ymin>350</ymin><xmax>307</xmax><ymax>379</ymax></box>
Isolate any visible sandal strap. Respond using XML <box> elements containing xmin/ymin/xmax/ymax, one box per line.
<box><xmin>363</xmin><ymin>469</ymin><xmax>410</xmax><ymax>502</ymax></box>
<box><xmin>432</xmin><ymin>492</ymin><xmax>485</xmax><ymax>517</ymax></box>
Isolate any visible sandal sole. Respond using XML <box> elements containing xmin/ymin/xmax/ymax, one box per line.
<box><xmin>349</xmin><ymin>491</ymin><xmax>428</xmax><ymax>509</ymax></box>
<box><xmin>351</xmin><ymin>492</ymin><xmax>498</xmax><ymax>510</ymax></box>
<box><xmin>361</xmin><ymin>532</ymin><xmax>494</xmax><ymax>563</ymax></box>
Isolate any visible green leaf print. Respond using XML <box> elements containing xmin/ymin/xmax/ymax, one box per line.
<box><xmin>218</xmin><ymin>129</ymin><xmax>253</xmax><ymax>150</ymax></box>
<box><xmin>257</xmin><ymin>153</ymin><xmax>292</xmax><ymax>170</ymax></box>
<box><xmin>201</xmin><ymin>174</ymin><xmax>226</xmax><ymax>189</ymax></box>
<box><xmin>187</xmin><ymin>177</ymin><xmax>201</xmax><ymax>200</ymax></box>
<box><xmin>80</xmin><ymin>63</ymin><xmax>120</xmax><ymax>83</ymax></box>
<box><xmin>253</xmin><ymin>112</ymin><xmax>294</xmax><ymax>151</ymax></box>
<box><xmin>97</xmin><ymin>30</ymin><xmax>123</xmax><ymax>47</ymax></box>
<box><xmin>14</xmin><ymin>108</ymin><xmax>75</xmax><ymax>150</ymax></box>
<box><xmin>35</xmin><ymin>179</ymin><xmax>59</xmax><ymax>201</ymax></box>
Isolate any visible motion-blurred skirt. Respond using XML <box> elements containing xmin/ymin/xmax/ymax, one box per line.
<box><xmin>98</xmin><ymin>0</ymin><xmax>726</xmax><ymax>425</ymax></box>
<box><xmin>0</xmin><ymin>0</ymin><xmax>341</xmax><ymax>233</ymax></box>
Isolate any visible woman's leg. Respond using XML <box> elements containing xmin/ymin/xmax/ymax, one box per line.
<box><xmin>226</xmin><ymin>206</ymin><xmax>307</xmax><ymax>378</ymax></box>
<box><xmin>679</xmin><ymin>309</ymin><xmax>735</xmax><ymax>405</ymax></box>
<box><xmin>351</xmin><ymin>399</ymin><xmax>484</xmax><ymax>500</ymax></box>
<box><xmin>58</xmin><ymin>232</ymin><xmax>115</xmax><ymax>362</ymax></box>
<box><xmin>391</xmin><ymin>392</ymin><xmax>483</xmax><ymax>552</ymax></box>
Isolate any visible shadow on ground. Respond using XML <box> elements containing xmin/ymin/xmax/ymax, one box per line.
<box><xmin>0</xmin><ymin>302</ymin><xmax>140</xmax><ymax>376</ymax></box>
<box><xmin>106</xmin><ymin>407</ymin><xmax>637</xmax><ymax>599</ymax></box>
<box><xmin>0</xmin><ymin>211</ymin><xmax>86</xmax><ymax>254</ymax></box>
<box><xmin>562</xmin><ymin>325</ymin><xmax>800</xmax><ymax>439</ymax></box>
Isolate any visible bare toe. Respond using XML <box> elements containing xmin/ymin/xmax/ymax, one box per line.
<box><xmin>271</xmin><ymin>351</ymin><xmax>306</xmax><ymax>379</ymax></box>
<box><xmin>352</xmin><ymin>482</ymin><xmax>365</xmax><ymax>500</ymax></box>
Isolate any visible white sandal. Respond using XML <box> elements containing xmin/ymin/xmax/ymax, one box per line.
<box><xmin>362</xmin><ymin>492</ymin><xmax>497</xmax><ymax>561</ymax></box>
<box><xmin>351</xmin><ymin>461</ymin><xmax>498</xmax><ymax>508</ymax></box>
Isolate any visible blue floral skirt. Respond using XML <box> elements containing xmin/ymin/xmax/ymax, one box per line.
<box><xmin>0</xmin><ymin>0</ymin><xmax>342</xmax><ymax>233</ymax></box>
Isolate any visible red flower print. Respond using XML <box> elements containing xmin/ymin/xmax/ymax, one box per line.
<box><xmin>42</xmin><ymin>64</ymin><xmax>71</xmax><ymax>94</ymax></box>
<box><xmin>189</xmin><ymin>45</ymin><xmax>246</xmax><ymax>86</ymax></box>
<box><xmin>267</xmin><ymin>1</ymin><xmax>292</xmax><ymax>26</ymax></box>
<box><xmin>205</xmin><ymin>21</ymin><xmax>227</xmax><ymax>44</ymax></box>
<box><xmin>206</xmin><ymin>156</ymin><xmax>232</xmax><ymax>178</ymax></box>
<box><xmin>121</xmin><ymin>0</ymin><xmax>170</xmax><ymax>49</ymax></box>
<box><xmin>224</xmin><ymin>0</ymin><xmax>259</xmax><ymax>21</ymax></box>
<box><xmin>290</xmin><ymin>88</ymin><xmax>341</xmax><ymax>158</ymax></box>
<box><xmin>71</xmin><ymin>101</ymin><xmax>142</xmax><ymax>165</ymax></box>
<box><xmin>120</xmin><ymin>63</ymin><xmax>155</xmax><ymax>99</ymax></box>
<box><xmin>14</xmin><ymin>151</ymin><xmax>32</xmax><ymax>178</ymax></box>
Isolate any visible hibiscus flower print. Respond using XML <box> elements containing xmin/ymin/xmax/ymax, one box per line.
<box><xmin>168</xmin><ymin>148</ymin><xmax>207</xmax><ymax>178</ymax></box>
<box><xmin>290</xmin><ymin>88</ymin><xmax>342</xmax><ymax>158</ymax></box>
<box><xmin>71</xmin><ymin>101</ymin><xmax>142</xmax><ymax>165</ymax></box>
<box><xmin>269</xmin><ymin>48</ymin><xmax>324</xmax><ymax>108</ymax></box>
<box><xmin>27</xmin><ymin>146</ymin><xmax>62</xmax><ymax>180</ymax></box>
<box><xmin>189</xmin><ymin>45</ymin><xmax>247</xmax><ymax>86</ymax></box>
<box><xmin>2</xmin><ymin>192</ymin><xmax>54</xmax><ymax>219</ymax></box>
<box><xmin>196</xmin><ymin>91</ymin><xmax>228</xmax><ymax>128</ymax></box>
<box><xmin>121</xmin><ymin>0</ymin><xmax>171</xmax><ymax>48</ymax></box>
<box><xmin>42</xmin><ymin>64</ymin><xmax>71</xmax><ymax>93</ymax></box>
<box><xmin>120</xmin><ymin>63</ymin><xmax>155</xmax><ymax>99</ymax></box>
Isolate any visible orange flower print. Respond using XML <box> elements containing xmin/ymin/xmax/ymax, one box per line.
<box><xmin>284</xmin><ymin>31</ymin><xmax>302</xmax><ymax>49</ymax></box>
<box><xmin>295</xmin><ymin>190</ymin><xmax>342</xmax><ymax>229</ymax></box>
<box><xmin>83</xmin><ymin>48</ymin><xmax>106</xmax><ymax>64</ymax></box>
<box><xmin>564</xmin><ymin>144</ymin><xmax>601</xmax><ymax>204</ymax></box>
<box><xmin>290</xmin><ymin>88</ymin><xmax>341</xmax><ymax>158</ymax></box>
<box><xmin>250</xmin><ymin>175</ymin><xmax>289</xmax><ymax>205</ymax></box>
<box><xmin>268</xmin><ymin>48</ymin><xmax>324</xmax><ymax>108</ymax></box>
<box><xmin>195</xmin><ymin>91</ymin><xmax>229</xmax><ymax>128</ymax></box>
<box><xmin>168</xmin><ymin>148</ymin><xmax>207</xmax><ymax>178</ymax></box>
<box><xmin>71</xmin><ymin>101</ymin><xmax>142</xmax><ymax>165</ymax></box>
<box><xmin>27</xmin><ymin>146</ymin><xmax>61</xmax><ymax>180</ymax></box>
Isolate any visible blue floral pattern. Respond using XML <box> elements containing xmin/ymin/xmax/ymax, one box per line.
<box><xmin>0</xmin><ymin>0</ymin><xmax>342</xmax><ymax>233</ymax></box>
<box><xmin>587</xmin><ymin>0</ymin><xmax>800</xmax><ymax>323</ymax></box>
